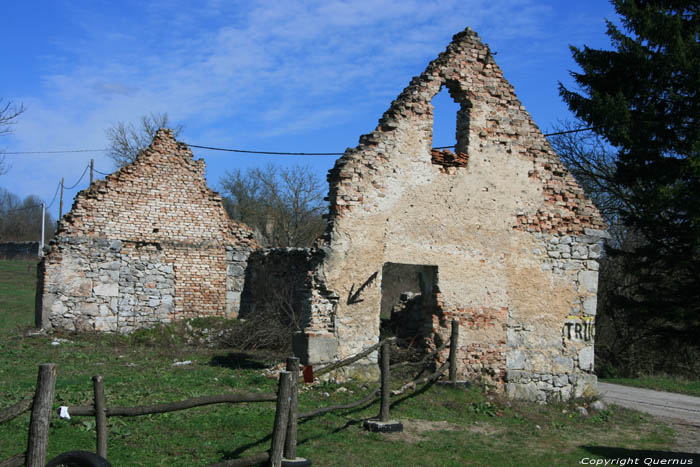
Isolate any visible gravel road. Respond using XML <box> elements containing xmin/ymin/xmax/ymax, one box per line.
<box><xmin>598</xmin><ymin>382</ymin><xmax>700</xmax><ymax>454</ymax></box>
<box><xmin>598</xmin><ymin>382</ymin><xmax>700</xmax><ymax>425</ymax></box>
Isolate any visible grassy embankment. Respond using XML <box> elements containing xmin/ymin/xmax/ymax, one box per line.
<box><xmin>0</xmin><ymin>259</ymin><xmax>684</xmax><ymax>466</ymax></box>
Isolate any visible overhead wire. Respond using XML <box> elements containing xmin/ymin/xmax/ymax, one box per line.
<box><xmin>46</xmin><ymin>181</ymin><xmax>61</xmax><ymax>210</ymax></box>
<box><xmin>63</xmin><ymin>164</ymin><xmax>90</xmax><ymax>190</ymax></box>
<box><xmin>1</xmin><ymin>167</ymin><xmax>84</xmax><ymax>216</ymax></box>
<box><xmin>2</xmin><ymin>126</ymin><xmax>599</xmax><ymax>217</ymax></box>
<box><xmin>186</xmin><ymin>143</ymin><xmax>344</xmax><ymax>156</ymax></box>
<box><xmin>2</xmin><ymin>127</ymin><xmax>596</xmax><ymax>157</ymax></box>
<box><xmin>2</xmin><ymin>203</ymin><xmax>44</xmax><ymax>214</ymax></box>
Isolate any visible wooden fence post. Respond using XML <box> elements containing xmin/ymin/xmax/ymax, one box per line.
<box><xmin>284</xmin><ymin>357</ymin><xmax>299</xmax><ymax>460</ymax></box>
<box><xmin>449</xmin><ymin>319</ymin><xmax>459</xmax><ymax>383</ymax></box>
<box><xmin>270</xmin><ymin>371</ymin><xmax>292</xmax><ymax>467</ymax></box>
<box><xmin>379</xmin><ymin>341</ymin><xmax>390</xmax><ymax>422</ymax></box>
<box><xmin>26</xmin><ymin>363</ymin><xmax>57</xmax><ymax>467</ymax></box>
<box><xmin>364</xmin><ymin>341</ymin><xmax>402</xmax><ymax>433</ymax></box>
<box><xmin>93</xmin><ymin>375</ymin><xmax>107</xmax><ymax>459</ymax></box>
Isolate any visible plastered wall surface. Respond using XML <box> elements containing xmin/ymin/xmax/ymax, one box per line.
<box><xmin>300</xmin><ymin>28</ymin><xmax>606</xmax><ymax>400</ymax></box>
<box><xmin>37</xmin><ymin>129</ymin><xmax>257</xmax><ymax>333</ymax></box>
<box><xmin>35</xmin><ymin>28</ymin><xmax>607</xmax><ymax>402</ymax></box>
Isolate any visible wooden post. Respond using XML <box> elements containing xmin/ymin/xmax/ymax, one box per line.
<box><xmin>93</xmin><ymin>375</ymin><xmax>107</xmax><ymax>459</ymax></box>
<box><xmin>59</xmin><ymin>177</ymin><xmax>64</xmax><ymax>219</ymax></box>
<box><xmin>379</xmin><ymin>341</ymin><xmax>390</xmax><ymax>422</ymax></box>
<box><xmin>26</xmin><ymin>363</ymin><xmax>57</xmax><ymax>467</ymax></box>
<box><xmin>449</xmin><ymin>319</ymin><xmax>459</xmax><ymax>383</ymax></box>
<box><xmin>39</xmin><ymin>203</ymin><xmax>45</xmax><ymax>257</ymax></box>
<box><xmin>363</xmin><ymin>340</ymin><xmax>402</xmax><ymax>432</ymax></box>
<box><xmin>270</xmin><ymin>371</ymin><xmax>292</xmax><ymax>467</ymax></box>
<box><xmin>90</xmin><ymin>159</ymin><xmax>94</xmax><ymax>185</ymax></box>
<box><xmin>284</xmin><ymin>357</ymin><xmax>299</xmax><ymax>460</ymax></box>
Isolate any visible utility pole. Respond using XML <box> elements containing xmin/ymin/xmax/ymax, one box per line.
<box><xmin>59</xmin><ymin>177</ymin><xmax>64</xmax><ymax>219</ymax></box>
<box><xmin>90</xmin><ymin>159</ymin><xmax>94</xmax><ymax>184</ymax></box>
<box><xmin>39</xmin><ymin>203</ymin><xmax>45</xmax><ymax>257</ymax></box>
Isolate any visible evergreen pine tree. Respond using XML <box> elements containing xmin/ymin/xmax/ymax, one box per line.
<box><xmin>560</xmin><ymin>1</ymin><xmax>699</xmax><ymax>374</ymax></box>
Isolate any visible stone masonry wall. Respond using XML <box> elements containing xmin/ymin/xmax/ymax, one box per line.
<box><xmin>0</xmin><ymin>242</ymin><xmax>40</xmax><ymax>259</ymax></box>
<box><xmin>240</xmin><ymin>247</ymin><xmax>339</xmax><ymax>364</ymax></box>
<box><xmin>298</xmin><ymin>27</ymin><xmax>607</xmax><ymax>400</ymax></box>
<box><xmin>37</xmin><ymin>129</ymin><xmax>257</xmax><ymax>332</ymax></box>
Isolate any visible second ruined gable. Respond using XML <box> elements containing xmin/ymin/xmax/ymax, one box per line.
<box><xmin>38</xmin><ymin>129</ymin><xmax>257</xmax><ymax>332</ymax></box>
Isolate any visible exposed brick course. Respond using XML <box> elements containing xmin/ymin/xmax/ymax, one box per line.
<box><xmin>36</xmin><ymin>129</ymin><xmax>257</xmax><ymax>332</ymax></box>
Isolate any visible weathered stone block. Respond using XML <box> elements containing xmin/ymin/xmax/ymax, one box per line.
<box><xmin>552</xmin><ymin>356</ymin><xmax>574</xmax><ymax>373</ymax></box>
<box><xmin>293</xmin><ymin>332</ymin><xmax>338</xmax><ymax>365</ymax></box>
<box><xmin>94</xmin><ymin>283</ymin><xmax>118</xmax><ymax>297</ymax></box>
<box><xmin>582</xmin><ymin>296</ymin><xmax>597</xmax><ymax>315</ymax></box>
<box><xmin>506</xmin><ymin>350</ymin><xmax>525</xmax><ymax>370</ymax></box>
<box><xmin>83</xmin><ymin>303</ymin><xmax>98</xmax><ymax>317</ymax></box>
<box><xmin>506</xmin><ymin>382</ymin><xmax>540</xmax><ymax>401</ymax></box>
<box><xmin>578</xmin><ymin>270</ymin><xmax>599</xmax><ymax>293</ymax></box>
<box><xmin>578</xmin><ymin>346</ymin><xmax>594</xmax><ymax>371</ymax></box>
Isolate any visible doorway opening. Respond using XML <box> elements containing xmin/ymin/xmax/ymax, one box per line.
<box><xmin>380</xmin><ymin>262</ymin><xmax>439</xmax><ymax>342</ymax></box>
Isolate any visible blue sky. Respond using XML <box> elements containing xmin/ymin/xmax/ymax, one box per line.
<box><xmin>1</xmin><ymin>0</ymin><xmax>618</xmax><ymax>222</ymax></box>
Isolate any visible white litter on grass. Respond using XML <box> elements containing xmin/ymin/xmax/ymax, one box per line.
<box><xmin>51</xmin><ymin>338</ymin><xmax>72</xmax><ymax>346</ymax></box>
<box><xmin>172</xmin><ymin>360</ymin><xmax>192</xmax><ymax>366</ymax></box>
<box><xmin>58</xmin><ymin>406</ymin><xmax>71</xmax><ymax>420</ymax></box>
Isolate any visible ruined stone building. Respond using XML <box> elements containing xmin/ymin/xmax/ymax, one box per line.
<box><xmin>280</xmin><ymin>27</ymin><xmax>607</xmax><ymax>401</ymax></box>
<box><xmin>36</xmin><ymin>130</ymin><xmax>257</xmax><ymax>333</ymax></box>
<box><xmin>37</xmin><ymin>27</ymin><xmax>607</xmax><ymax>402</ymax></box>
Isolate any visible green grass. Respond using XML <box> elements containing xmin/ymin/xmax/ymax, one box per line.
<box><xmin>601</xmin><ymin>375</ymin><xmax>700</xmax><ymax>398</ymax></box>
<box><xmin>0</xmin><ymin>259</ymin><xmax>687</xmax><ymax>466</ymax></box>
<box><xmin>0</xmin><ymin>258</ymin><xmax>38</xmax><ymax>331</ymax></box>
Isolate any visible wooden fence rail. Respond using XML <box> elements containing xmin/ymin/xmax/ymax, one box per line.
<box><xmin>0</xmin><ymin>320</ymin><xmax>461</xmax><ymax>467</ymax></box>
<box><xmin>66</xmin><ymin>392</ymin><xmax>277</xmax><ymax>417</ymax></box>
<box><xmin>0</xmin><ymin>398</ymin><xmax>32</xmax><ymax>425</ymax></box>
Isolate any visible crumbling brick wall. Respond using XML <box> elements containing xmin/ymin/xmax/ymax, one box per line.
<box><xmin>36</xmin><ymin>129</ymin><xmax>257</xmax><ymax>332</ymax></box>
<box><xmin>297</xmin><ymin>27</ymin><xmax>606</xmax><ymax>400</ymax></box>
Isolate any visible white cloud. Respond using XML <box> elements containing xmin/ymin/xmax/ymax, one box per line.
<box><xmin>3</xmin><ymin>0</ymin><xmax>614</xmax><ymax>215</ymax></box>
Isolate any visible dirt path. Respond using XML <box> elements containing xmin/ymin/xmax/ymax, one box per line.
<box><xmin>598</xmin><ymin>382</ymin><xmax>700</xmax><ymax>454</ymax></box>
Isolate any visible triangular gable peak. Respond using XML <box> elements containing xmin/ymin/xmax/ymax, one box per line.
<box><xmin>59</xmin><ymin>128</ymin><xmax>255</xmax><ymax>246</ymax></box>
<box><xmin>38</xmin><ymin>129</ymin><xmax>256</xmax><ymax>332</ymax></box>
<box><xmin>325</xmin><ymin>27</ymin><xmax>606</xmax><ymax>237</ymax></box>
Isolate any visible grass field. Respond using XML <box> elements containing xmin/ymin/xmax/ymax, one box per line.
<box><xmin>0</xmin><ymin>259</ymin><xmax>686</xmax><ymax>466</ymax></box>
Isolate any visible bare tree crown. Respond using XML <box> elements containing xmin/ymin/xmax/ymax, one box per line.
<box><xmin>105</xmin><ymin>112</ymin><xmax>184</xmax><ymax>168</ymax></box>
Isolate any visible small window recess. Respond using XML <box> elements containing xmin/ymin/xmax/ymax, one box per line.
<box><xmin>430</xmin><ymin>82</ymin><xmax>471</xmax><ymax>171</ymax></box>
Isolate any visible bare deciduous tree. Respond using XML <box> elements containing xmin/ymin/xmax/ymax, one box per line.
<box><xmin>0</xmin><ymin>99</ymin><xmax>26</xmax><ymax>176</ymax></box>
<box><xmin>0</xmin><ymin>188</ymin><xmax>55</xmax><ymax>242</ymax></box>
<box><xmin>220</xmin><ymin>164</ymin><xmax>326</xmax><ymax>248</ymax></box>
<box><xmin>105</xmin><ymin>112</ymin><xmax>184</xmax><ymax>168</ymax></box>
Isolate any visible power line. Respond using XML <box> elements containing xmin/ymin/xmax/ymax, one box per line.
<box><xmin>3</xmin><ymin>149</ymin><xmax>106</xmax><ymax>154</ymax></box>
<box><xmin>186</xmin><ymin>143</ymin><xmax>344</xmax><ymax>156</ymax></box>
<box><xmin>1</xmin><ymin>126</ymin><xmax>598</xmax><ymax>217</ymax></box>
<box><xmin>64</xmin><ymin>164</ymin><xmax>90</xmax><ymax>190</ymax></box>
<box><xmin>544</xmin><ymin>127</ymin><xmax>594</xmax><ymax>137</ymax></box>
<box><xmin>46</xmin><ymin>181</ymin><xmax>61</xmax><ymax>210</ymax></box>
<box><xmin>2</xmin><ymin>127</ymin><xmax>595</xmax><ymax>157</ymax></box>
<box><xmin>2</xmin><ymin>203</ymin><xmax>44</xmax><ymax>214</ymax></box>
